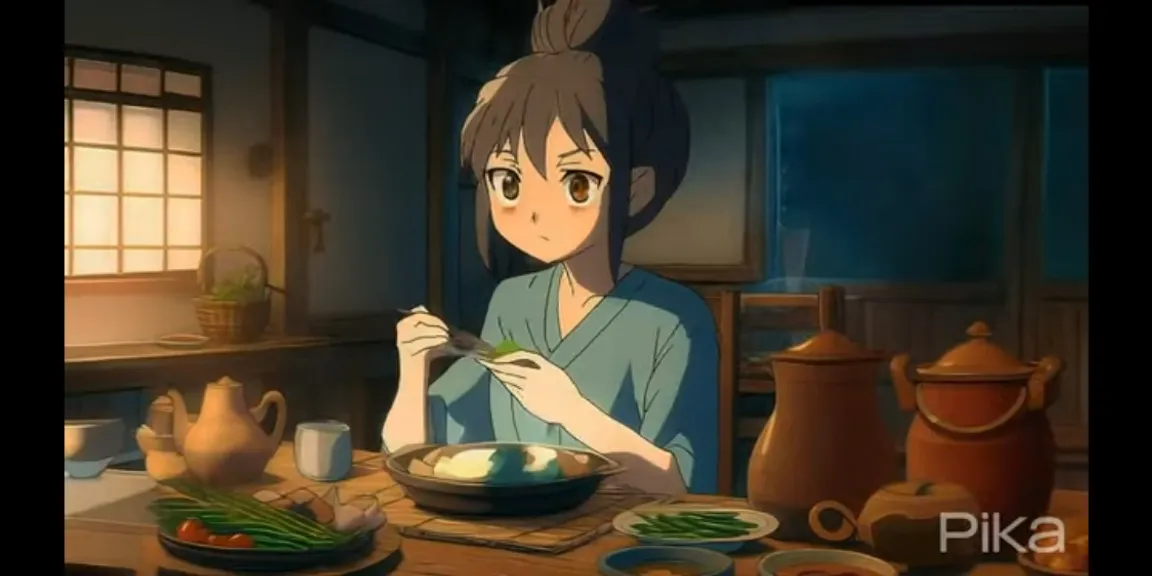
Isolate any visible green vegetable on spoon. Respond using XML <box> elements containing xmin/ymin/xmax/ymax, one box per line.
<box><xmin>488</xmin><ymin>340</ymin><xmax>523</xmax><ymax>358</ymax></box>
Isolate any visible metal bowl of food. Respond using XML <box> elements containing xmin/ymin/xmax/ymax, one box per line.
<box><xmin>385</xmin><ymin>442</ymin><xmax>623</xmax><ymax>517</ymax></box>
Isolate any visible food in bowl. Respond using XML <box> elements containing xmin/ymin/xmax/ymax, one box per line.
<box><xmin>775</xmin><ymin>565</ymin><xmax>888</xmax><ymax>576</ymax></box>
<box><xmin>626</xmin><ymin>561</ymin><xmax>704</xmax><ymax>576</ymax></box>
<box><xmin>757</xmin><ymin>549</ymin><xmax>897</xmax><ymax>576</ymax></box>
<box><xmin>631</xmin><ymin>511</ymin><xmax>759</xmax><ymax>539</ymax></box>
<box><xmin>406</xmin><ymin>444</ymin><xmax>594</xmax><ymax>483</ymax></box>
<box><xmin>1028</xmin><ymin>515</ymin><xmax>1088</xmax><ymax>572</ymax></box>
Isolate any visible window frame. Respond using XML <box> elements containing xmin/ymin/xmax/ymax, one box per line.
<box><xmin>657</xmin><ymin>25</ymin><xmax>1087</xmax><ymax>298</ymax></box>
<box><xmin>64</xmin><ymin>45</ymin><xmax>214</xmax><ymax>295</ymax></box>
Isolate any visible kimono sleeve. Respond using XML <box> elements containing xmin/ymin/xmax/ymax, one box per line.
<box><xmin>426</xmin><ymin>289</ymin><xmax>509</xmax><ymax>444</ymax></box>
<box><xmin>638</xmin><ymin>320</ymin><xmax>720</xmax><ymax>494</ymax></box>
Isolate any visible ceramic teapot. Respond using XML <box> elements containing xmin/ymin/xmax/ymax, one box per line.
<box><xmin>167</xmin><ymin>377</ymin><xmax>287</xmax><ymax>486</ymax></box>
<box><xmin>810</xmin><ymin>481</ymin><xmax>982</xmax><ymax>569</ymax></box>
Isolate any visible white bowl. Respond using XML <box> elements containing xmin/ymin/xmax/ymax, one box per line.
<box><xmin>64</xmin><ymin>419</ymin><xmax>124</xmax><ymax>479</ymax></box>
<box><xmin>758</xmin><ymin>549</ymin><xmax>899</xmax><ymax>576</ymax></box>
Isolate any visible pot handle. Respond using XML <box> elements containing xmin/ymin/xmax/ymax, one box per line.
<box><xmin>889</xmin><ymin>353</ymin><xmax>917</xmax><ymax>411</ymax></box>
<box><xmin>916</xmin><ymin>385</ymin><xmax>1027</xmax><ymax>435</ymax></box>
<box><xmin>1027</xmin><ymin>356</ymin><xmax>1064</xmax><ymax>411</ymax></box>
<box><xmin>808</xmin><ymin>500</ymin><xmax>858</xmax><ymax>543</ymax></box>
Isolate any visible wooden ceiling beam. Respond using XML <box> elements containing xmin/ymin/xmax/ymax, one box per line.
<box><xmin>249</xmin><ymin>0</ymin><xmax>426</xmax><ymax>57</ymax></box>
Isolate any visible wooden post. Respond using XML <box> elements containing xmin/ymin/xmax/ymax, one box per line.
<box><xmin>268</xmin><ymin>0</ymin><xmax>310</xmax><ymax>335</ymax></box>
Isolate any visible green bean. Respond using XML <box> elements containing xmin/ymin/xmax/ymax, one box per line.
<box><xmin>681</xmin><ymin>511</ymin><xmax>740</xmax><ymax>519</ymax></box>
<box><xmin>181</xmin><ymin>485</ymin><xmax>339</xmax><ymax>542</ymax></box>
<box><xmin>688</xmin><ymin>526</ymin><xmax>748</xmax><ymax>538</ymax></box>
<box><xmin>689</xmin><ymin>517</ymin><xmax>758</xmax><ymax>531</ymax></box>
<box><xmin>156</xmin><ymin>481</ymin><xmax>346</xmax><ymax>547</ymax></box>
<box><xmin>656</xmin><ymin>513</ymin><xmax>699</xmax><ymax>532</ymax></box>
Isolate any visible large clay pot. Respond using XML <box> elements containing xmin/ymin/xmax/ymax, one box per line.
<box><xmin>167</xmin><ymin>377</ymin><xmax>287</xmax><ymax>486</ymax></box>
<box><xmin>890</xmin><ymin>321</ymin><xmax>1062</xmax><ymax>555</ymax></box>
<box><xmin>747</xmin><ymin>326</ymin><xmax>898</xmax><ymax>542</ymax></box>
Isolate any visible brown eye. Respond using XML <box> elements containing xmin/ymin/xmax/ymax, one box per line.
<box><xmin>562</xmin><ymin>171</ymin><xmax>601</xmax><ymax>206</ymax></box>
<box><xmin>486</xmin><ymin>169</ymin><xmax>520</xmax><ymax>205</ymax></box>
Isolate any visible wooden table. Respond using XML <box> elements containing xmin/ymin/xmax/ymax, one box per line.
<box><xmin>64</xmin><ymin>445</ymin><xmax>1088</xmax><ymax>575</ymax></box>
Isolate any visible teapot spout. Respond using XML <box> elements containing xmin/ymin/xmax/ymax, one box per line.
<box><xmin>166</xmin><ymin>388</ymin><xmax>191</xmax><ymax>453</ymax></box>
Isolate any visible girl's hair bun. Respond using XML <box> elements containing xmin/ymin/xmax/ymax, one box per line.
<box><xmin>530</xmin><ymin>0</ymin><xmax>656</xmax><ymax>66</ymax></box>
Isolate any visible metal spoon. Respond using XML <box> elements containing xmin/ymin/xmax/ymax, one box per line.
<box><xmin>396</xmin><ymin>308</ymin><xmax>538</xmax><ymax>369</ymax></box>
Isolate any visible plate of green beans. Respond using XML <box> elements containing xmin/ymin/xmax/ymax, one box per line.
<box><xmin>613</xmin><ymin>505</ymin><xmax>780</xmax><ymax>552</ymax></box>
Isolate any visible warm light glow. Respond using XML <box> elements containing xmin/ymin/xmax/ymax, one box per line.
<box><xmin>64</xmin><ymin>57</ymin><xmax>206</xmax><ymax>277</ymax></box>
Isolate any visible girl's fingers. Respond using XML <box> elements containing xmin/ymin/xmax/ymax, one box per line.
<box><xmin>401</xmin><ymin>334</ymin><xmax>449</xmax><ymax>350</ymax></box>
<box><xmin>478</xmin><ymin>361</ymin><xmax>526</xmax><ymax>380</ymax></box>
<box><xmin>399</xmin><ymin>323</ymin><xmax>449</xmax><ymax>344</ymax></box>
<box><xmin>397</xmin><ymin>312</ymin><xmax>449</xmax><ymax>334</ymax></box>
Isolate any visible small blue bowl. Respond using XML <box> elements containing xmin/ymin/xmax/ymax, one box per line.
<box><xmin>599</xmin><ymin>546</ymin><xmax>735</xmax><ymax>576</ymax></box>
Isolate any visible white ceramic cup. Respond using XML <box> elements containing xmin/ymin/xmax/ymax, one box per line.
<box><xmin>294</xmin><ymin>421</ymin><xmax>352</xmax><ymax>482</ymax></box>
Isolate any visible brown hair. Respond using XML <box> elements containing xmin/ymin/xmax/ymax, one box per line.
<box><xmin>460</xmin><ymin>0</ymin><xmax>690</xmax><ymax>279</ymax></box>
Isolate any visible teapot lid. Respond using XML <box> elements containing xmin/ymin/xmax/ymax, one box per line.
<box><xmin>917</xmin><ymin>322</ymin><xmax>1033</xmax><ymax>379</ymax></box>
<box><xmin>772</xmin><ymin>329</ymin><xmax>883</xmax><ymax>364</ymax></box>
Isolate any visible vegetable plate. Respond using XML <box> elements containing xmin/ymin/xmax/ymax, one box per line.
<box><xmin>613</xmin><ymin>504</ymin><xmax>780</xmax><ymax>553</ymax></box>
<box><xmin>149</xmin><ymin>480</ymin><xmax>386</xmax><ymax>572</ymax></box>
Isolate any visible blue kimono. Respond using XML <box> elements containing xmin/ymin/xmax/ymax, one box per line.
<box><xmin>427</xmin><ymin>266</ymin><xmax>720</xmax><ymax>494</ymax></box>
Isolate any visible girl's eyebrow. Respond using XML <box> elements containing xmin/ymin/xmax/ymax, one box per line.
<box><xmin>557</xmin><ymin>148</ymin><xmax>596</xmax><ymax>160</ymax></box>
<box><xmin>555</xmin><ymin>149</ymin><xmax>599</xmax><ymax>168</ymax></box>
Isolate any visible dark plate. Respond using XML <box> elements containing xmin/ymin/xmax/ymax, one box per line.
<box><xmin>158</xmin><ymin>530</ymin><xmax>373</xmax><ymax>573</ymax></box>
<box><xmin>386</xmin><ymin>442</ymin><xmax>624</xmax><ymax>517</ymax></box>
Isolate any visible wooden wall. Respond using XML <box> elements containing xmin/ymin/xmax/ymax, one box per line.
<box><xmin>1032</xmin><ymin>286</ymin><xmax>1089</xmax><ymax>490</ymax></box>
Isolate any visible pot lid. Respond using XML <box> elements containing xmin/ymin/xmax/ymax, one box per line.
<box><xmin>771</xmin><ymin>329</ymin><xmax>882</xmax><ymax>363</ymax></box>
<box><xmin>882</xmin><ymin>481</ymin><xmax>972</xmax><ymax>499</ymax></box>
<box><xmin>917</xmin><ymin>322</ymin><xmax>1033</xmax><ymax>378</ymax></box>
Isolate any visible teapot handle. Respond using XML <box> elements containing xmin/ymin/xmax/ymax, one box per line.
<box><xmin>889</xmin><ymin>353</ymin><xmax>917</xmax><ymax>411</ymax></box>
<box><xmin>808</xmin><ymin>500</ymin><xmax>858</xmax><ymax>543</ymax></box>
<box><xmin>1027</xmin><ymin>356</ymin><xmax>1064</xmax><ymax>411</ymax></box>
<box><xmin>254</xmin><ymin>391</ymin><xmax>288</xmax><ymax>448</ymax></box>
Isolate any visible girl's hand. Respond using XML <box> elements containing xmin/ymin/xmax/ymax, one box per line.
<box><xmin>395</xmin><ymin>306</ymin><xmax>450</xmax><ymax>364</ymax></box>
<box><xmin>478</xmin><ymin>351</ymin><xmax>586</xmax><ymax>425</ymax></box>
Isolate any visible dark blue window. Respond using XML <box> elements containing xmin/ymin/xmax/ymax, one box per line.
<box><xmin>758</xmin><ymin>69</ymin><xmax>1014</xmax><ymax>290</ymax></box>
<box><xmin>1042</xmin><ymin>67</ymin><xmax>1088</xmax><ymax>282</ymax></box>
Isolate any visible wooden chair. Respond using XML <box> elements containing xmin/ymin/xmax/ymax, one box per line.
<box><xmin>698</xmin><ymin>286</ymin><xmax>846</xmax><ymax>495</ymax></box>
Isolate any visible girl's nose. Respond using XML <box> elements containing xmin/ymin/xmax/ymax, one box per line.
<box><xmin>530</xmin><ymin>211</ymin><xmax>539</xmax><ymax>224</ymax></box>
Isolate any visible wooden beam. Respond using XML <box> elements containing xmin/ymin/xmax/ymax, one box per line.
<box><xmin>424</xmin><ymin>1</ymin><xmax>452</xmax><ymax>315</ymax></box>
<box><xmin>268</xmin><ymin>0</ymin><xmax>310</xmax><ymax>335</ymax></box>
<box><xmin>250</xmin><ymin>0</ymin><xmax>426</xmax><ymax>57</ymax></box>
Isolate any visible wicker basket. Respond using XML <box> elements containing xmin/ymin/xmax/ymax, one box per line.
<box><xmin>193</xmin><ymin>245</ymin><xmax>272</xmax><ymax>344</ymax></box>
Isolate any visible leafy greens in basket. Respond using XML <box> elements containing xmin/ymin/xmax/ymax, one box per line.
<box><xmin>149</xmin><ymin>480</ymin><xmax>384</xmax><ymax>551</ymax></box>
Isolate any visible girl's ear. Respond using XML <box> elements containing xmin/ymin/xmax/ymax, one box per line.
<box><xmin>628</xmin><ymin>166</ymin><xmax>656</xmax><ymax>216</ymax></box>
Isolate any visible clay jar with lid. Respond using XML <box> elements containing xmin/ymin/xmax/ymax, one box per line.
<box><xmin>890</xmin><ymin>322</ymin><xmax>1063</xmax><ymax>553</ymax></box>
<box><xmin>746</xmin><ymin>326</ymin><xmax>898</xmax><ymax>543</ymax></box>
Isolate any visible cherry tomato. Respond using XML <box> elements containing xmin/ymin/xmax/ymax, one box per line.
<box><xmin>176</xmin><ymin>519</ymin><xmax>208</xmax><ymax>543</ymax></box>
<box><xmin>205</xmin><ymin>534</ymin><xmax>229</xmax><ymax>547</ymax></box>
<box><xmin>225</xmin><ymin>533</ymin><xmax>255</xmax><ymax>549</ymax></box>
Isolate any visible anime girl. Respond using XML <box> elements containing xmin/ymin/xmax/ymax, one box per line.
<box><xmin>382</xmin><ymin>0</ymin><xmax>718</xmax><ymax>495</ymax></box>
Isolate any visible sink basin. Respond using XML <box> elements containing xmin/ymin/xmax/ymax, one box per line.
<box><xmin>64</xmin><ymin>419</ymin><xmax>124</xmax><ymax>479</ymax></box>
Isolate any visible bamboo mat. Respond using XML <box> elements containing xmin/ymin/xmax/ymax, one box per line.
<box><xmin>357</xmin><ymin>455</ymin><xmax>669</xmax><ymax>554</ymax></box>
